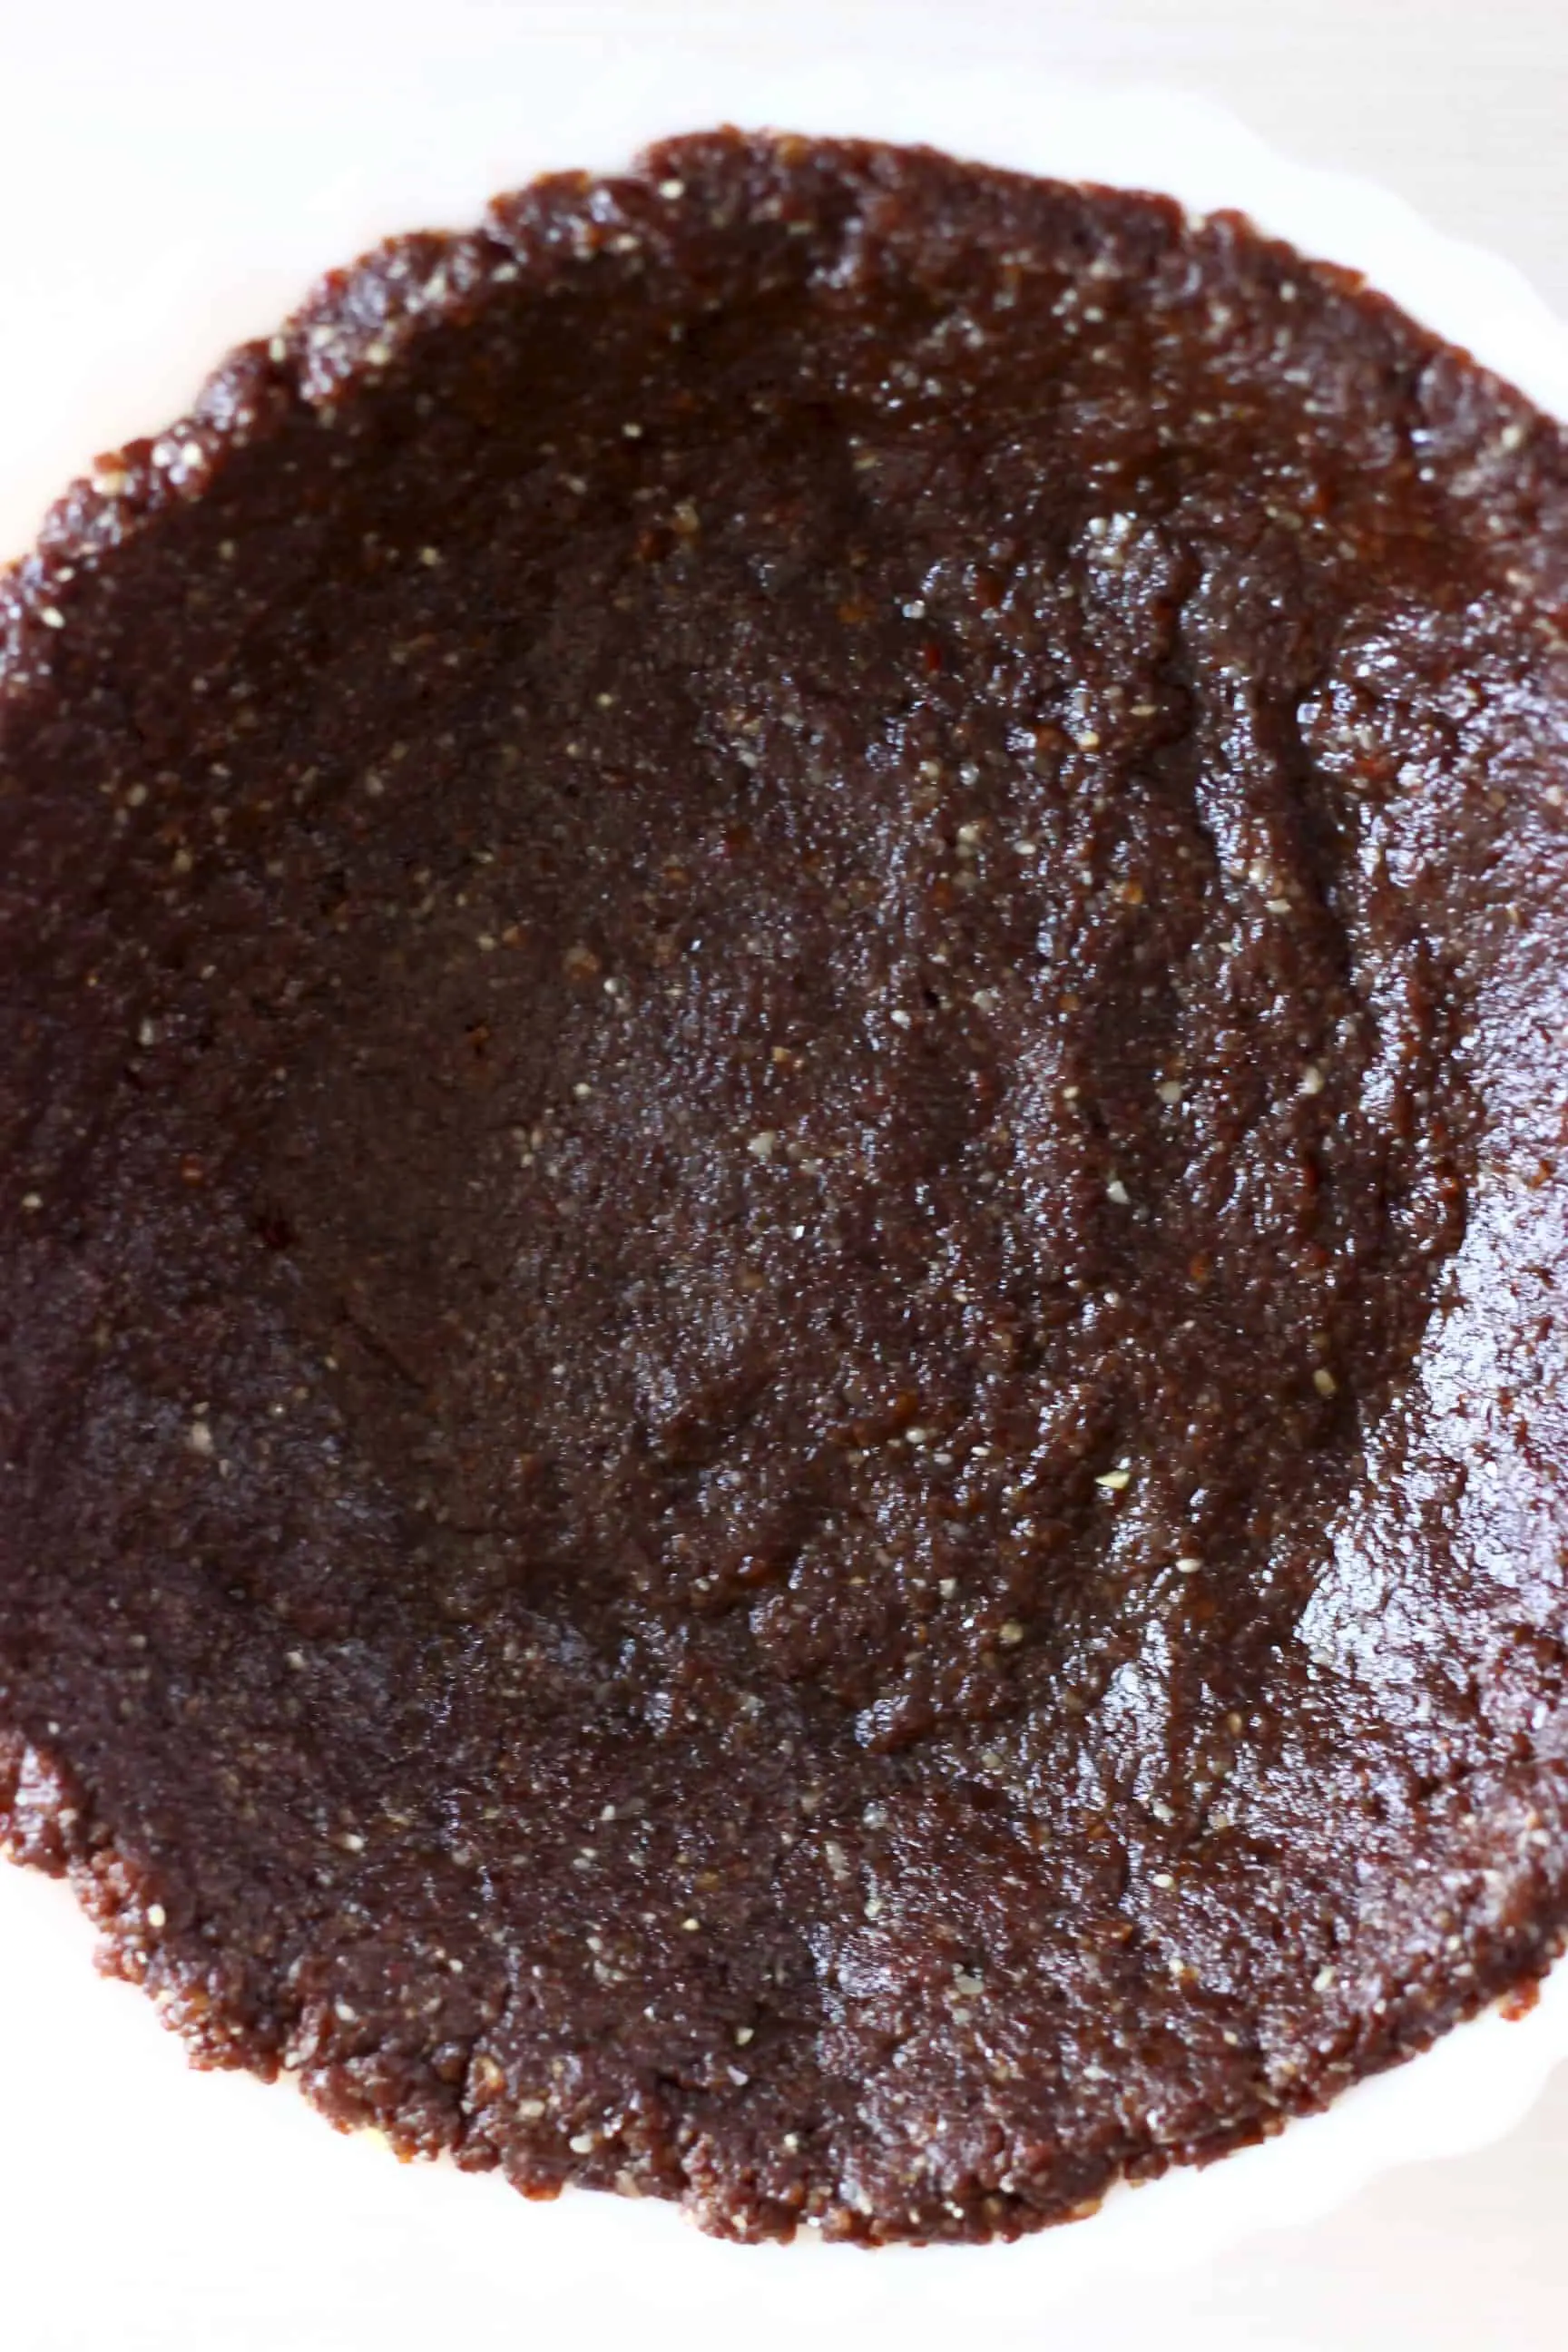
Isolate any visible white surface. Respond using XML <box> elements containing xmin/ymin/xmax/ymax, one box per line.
<box><xmin>3</xmin><ymin>7</ymin><xmax>1567</xmax><ymax>2347</ymax></box>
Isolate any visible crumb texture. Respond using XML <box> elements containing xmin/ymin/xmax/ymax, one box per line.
<box><xmin>3</xmin><ymin>131</ymin><xmax>1568</xmax><ymax>2244</ymax></box>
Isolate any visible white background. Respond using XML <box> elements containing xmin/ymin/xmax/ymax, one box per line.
<box><xmin>3</xmin><ymin>5</ymin><xmax>1567</xmax><ymax>2347</ymax></box>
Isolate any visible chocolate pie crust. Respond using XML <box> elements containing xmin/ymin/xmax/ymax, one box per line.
<box><xmin>3</xmin><ymin>132</ymin><xmax>1568</xmax><ymax>2244</ymax></box>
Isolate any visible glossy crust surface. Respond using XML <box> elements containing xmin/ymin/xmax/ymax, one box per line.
<box><xmin>3</xmin><ymin>132</ymin><xmax>1568</xmax><ymax>2243</ymax></box>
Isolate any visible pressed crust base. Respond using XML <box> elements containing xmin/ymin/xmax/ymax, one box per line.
<box><xmin>3</xmin><ymin>132</ymin><xmax>1568</xmax><ymax>2242</ymax></box>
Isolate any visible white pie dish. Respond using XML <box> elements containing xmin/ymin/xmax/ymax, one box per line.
<box><xmin>3</xmin><ymin>29</ymin><xmax>1567</xmax><ymax>2342</ymax></box>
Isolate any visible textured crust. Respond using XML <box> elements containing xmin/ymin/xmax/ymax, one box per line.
<box><xmin>3</xmin><ymin>131</ymin><xmax>1568</xmax><ymax>2246</ymax></box>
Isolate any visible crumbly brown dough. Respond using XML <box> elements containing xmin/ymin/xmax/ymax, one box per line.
<box><xmin>3</xmin><ymin>132</ymin><xmax>1568</xmax><ymax>2246</ymax></box>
